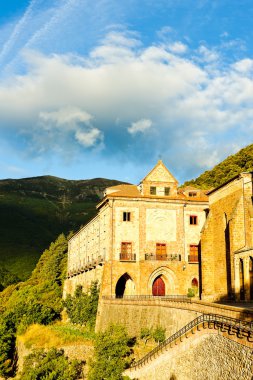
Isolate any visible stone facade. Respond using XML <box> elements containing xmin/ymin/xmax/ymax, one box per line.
<box><xmin>63</xmin><ymin>161</ymin><xmax>208</xmax><ymax>298</ymax></box>
<box><xmin>201</xmin><ymin>172</ymin><xmax>253</xmax><ymax>301</ymax></box>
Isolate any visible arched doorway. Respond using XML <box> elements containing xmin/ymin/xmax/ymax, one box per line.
<box><xmin>191</xmin><ymin>278</ymin><xmax>199</xmax><ymax>296</ymax></box>
<box><xmin>115</xmin><ymin>273</ymin><xmax>135</xmax><ymax>298</ymax></box>
<box><xmin>152</xmin><ymin>276</ymin><xmax>165</xmax><ymax>296</ymax></box>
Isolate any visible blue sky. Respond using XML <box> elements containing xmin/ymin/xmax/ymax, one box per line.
<box><xmin>0</xmin><ymin>0</ymin><xmax>253</xmax><ymax>184</ymax></box>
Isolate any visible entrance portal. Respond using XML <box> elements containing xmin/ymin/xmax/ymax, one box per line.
<box><xmin>115</xmin><ymin>273</ymin><xmax>135</xmax><ymax>297</ymax></box>
<box><xmin>152</xmin><ymin>276</ymin><xmax>165</xmax><ymax>296</ymax></box>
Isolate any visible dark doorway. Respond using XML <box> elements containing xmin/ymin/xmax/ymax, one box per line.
<box><xmin>152</xmin><ymin>276</ymin><xmax>165</xmax><ymax>296</ymax></box>
<box><xmin>239</xmin><ymin>259</ymin><xmax>245</xmax><ymax>300</ymax></box>
<box><xmin>115</xmin><ymin>273</ymin><xmax>132</xmax><ymax>298</ymax></box>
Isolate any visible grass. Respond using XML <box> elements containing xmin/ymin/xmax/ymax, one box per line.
<box><xmin>19</xmin><ymin>322</ymin><xmax>95</xmax><ymax>350</ymax></box>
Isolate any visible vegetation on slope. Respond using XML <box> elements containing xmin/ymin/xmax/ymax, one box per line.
<box><xmin>183</xmin><ymin>144</ymin><xmax>253</xmax><ymax>189</ymax></box>
<box><xmin>0</xmin><ymin>175</ymin><xmax>122</xmax><ymax>279</ymax></box>
<box><xmin>0</xmin><ymin>266</ymin><xmax>20</xmax><ymax>291</ymax></box>
<box><xmin>0</xmin><ymin>234</ymin><xmax>68</xmax><ymax>377</ymax></box>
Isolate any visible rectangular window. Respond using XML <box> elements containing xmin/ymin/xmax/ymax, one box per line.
<box><xmin>150</xmin><ymin>186</ymin><xmax>156</xmax><ymax>195</ymax></box>
<box><xmin>189</xmin><ymin>192</ymin><xmax>197</xmax><ymax>197</ymax></box>
<box><xmin>190</xmin><ymin>215</ymin><xmax>198</xmax><ymax>225</ymax></box>
<box><xmin>121</xmin><ymin>242</ymin><xmax>132</xmax><ymax>254</ymax></box>
<box><xmin>156</xmin><ymin>243</ymin><xmax>166</xmax><ymax>255</ymax></box>
<box><xmin>189</xmin><ymin>245</ymin><xmax>199</xmax><ymax>263</ymax></box>
<box><xmin>123</xmin><ymin>211</ymin><xmax>131</xmax><ymax>221</ymax></box>
<box><xmin>164</xmin><ymin>187</ymin><xmax>170</xmax><ymax>196</ymax></box>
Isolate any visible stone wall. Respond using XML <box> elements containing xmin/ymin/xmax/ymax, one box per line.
<box><xmin>96</xmin><ymin>300</ymin><xmax>201</xmax><ymax>336</ymax></box>
<box><xmin>126</xmin><ymin>332</ymin><xmax>253</xmax><ymax>380</ymax></box>
<box><xmin>126</xmin><ymin>333</ymin><xmax>253</xmax><ymax>380</ymax></box>
<box><xmin>201</xmin><ymin>173</ymin><xmax>253</xmax><ymax>301</ymax></box>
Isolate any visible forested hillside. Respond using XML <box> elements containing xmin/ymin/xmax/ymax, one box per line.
<box><xmin>183</xmin><ymin>144</ymin><xmax>253</xmax><ymax>189</ymax></box>
<box><xmin>0</xmin><ymin>176</ymin><xmax>123</xmax><ymax>280</ymax></box>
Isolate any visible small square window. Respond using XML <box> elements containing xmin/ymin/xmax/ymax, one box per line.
<box><xmin>190</xmin><ymin>215</ymin><xmax>198</xmax><ymax>225</ymax></box>
<box><xmin>123</xmin><ymin>212</ymin><xmax>131</xmax><ymax>221</ymax></box>
<box><xmin>150</xmin><ymin>186</ymin><xmax>156</xmax><ymax>195</ymax></box>
<box><xmin>164</xmin><ymin>187</ymin><xmax>170</xmax><ymax>196</ymax></box>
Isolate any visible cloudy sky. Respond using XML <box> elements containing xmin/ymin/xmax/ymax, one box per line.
<box><xmin>0</xmin><ymin>0</ymin><xmax>253</xmax><ymax>184</ymax></box>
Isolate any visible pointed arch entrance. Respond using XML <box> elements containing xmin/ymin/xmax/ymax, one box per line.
<box><xmin>148</xmin><ymin>266</ymin><xmax>176</xmax><ymax>296</ymax></box>
<box><xmin>152</xmin><ymin>276</ymin><xmax>165</xmax><ymax>296</ymax></box>
<box><xmin>115</xmin><ymin>273</ymin><xmax>135</xmax><ymax>298</ymax></box>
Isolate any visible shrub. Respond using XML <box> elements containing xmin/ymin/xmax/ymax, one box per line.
<box><xmin>88</xmin><ymin>324</ymin><xmax>132</xmax><ymax>380</ymax></box>
<box><xmin>187</xmin><ymin>288</ymin><xmax>196</xmax><ymax>297</ymax></box>
<box><xmin>140</xmin><ymin>327</ymin><xmax>152</xmax><ymax>345</ymax></box>
<box><xmin>152</xmin><ymin>326</ymin><xmax>166</xmax><ymax>343</ymax></box>
<box><xmin>18</xmin><ymin>348</ymin><xmax>83</xmax><ymax>380</ymax></box>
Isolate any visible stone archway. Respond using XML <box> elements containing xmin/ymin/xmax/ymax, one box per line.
<box><xmin>148</xmin><ymin>267</ymin><xmax>176</xmax><ymax>295</ymax></box>
<box><xmin>115</xmin><ymin>273</ymin><xmax>135</xmax><ymax>298</ymax></box>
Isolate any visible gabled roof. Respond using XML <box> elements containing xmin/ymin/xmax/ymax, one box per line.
<box><xmin>140</xmin><ymin>160</ymin><xmax>178</xmax><ymax>184</ymax></box>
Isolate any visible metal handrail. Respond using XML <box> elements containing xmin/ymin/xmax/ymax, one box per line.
<box><xmin>102</xmin><ymin>295</ymin><xmax>191</xmax><ymax>302</ymax></box>
<box><xmin>130</xmin><ymin>313</ymin><xmax>253</xmax><ymax>369</ymax></box>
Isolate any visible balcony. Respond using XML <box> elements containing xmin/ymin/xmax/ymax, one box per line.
<box><xmin>188</xmin><ymin>255</ymin><xmax>199</xmax><ymax>263</ymax></box>
<box><xmin>145</xmin><ymin>253</ymin><xmax>181</xmax><ymax>261</ymax></box>
<box><xmin>120</xmin><ymin>253</ymin><xmax>136</xmax><ymax>262</ymax></box>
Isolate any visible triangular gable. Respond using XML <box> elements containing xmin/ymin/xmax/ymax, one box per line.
<box><xmin>141</xmin><ymin>160</ymin><xmax>178</xmax><ymax>184</ymax></box>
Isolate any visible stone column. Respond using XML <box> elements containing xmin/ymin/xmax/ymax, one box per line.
<box><xmin>243</xmin><ymin>256</ymin><xmax>250</xmax><ymax>301</ymax></box>
<box><xmin>234</xmin><ymin>257</ymin><xmax>240</xmax><ymax>301</ymax></box>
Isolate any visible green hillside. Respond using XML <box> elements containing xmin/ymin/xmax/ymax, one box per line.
<box><xmin>0</xmin><ymin>176</ymin><xmax>123</xmax><ymax>280</ymax></box>
<box><xmin>183</xmin><ymin>144</ymin><xmax>253</xmax><ymax>189</ymax></box>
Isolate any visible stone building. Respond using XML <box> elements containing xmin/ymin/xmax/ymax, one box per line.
<box><xmin>201</xmin><ymin>172</ymin><xmax>253</xmax><ymax>302</ymax></box>
<box><xmin>63</xmin><ymin>161</ymin><xmax>209</xmax><ymax>298</ymax></box>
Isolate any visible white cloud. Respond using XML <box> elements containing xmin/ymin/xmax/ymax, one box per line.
<box><xmin>167</xmin><ymin>41</ymin><xmax>188</xmax><ymax>54</ymax></box>
<box><xmin>75</xmin><ymin>127</ymin><xmax>103</xmax><ymax>147</ymax></box>
<box><xmin>0</xmin><ymin>31</ymin><xmax>252</xmax><ymax>178</ymax></box>
<box><xmin>233</xmin><ymin>58</ymin><xmax>253</xmax><ymax>74</ymax></box>
<box><xmin>128</xmin><ymin>119</ymin><xmax>152</xmax><ymax>134</ymax></box>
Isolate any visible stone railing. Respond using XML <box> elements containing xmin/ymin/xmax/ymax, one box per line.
<box><xmin>119</xmin><ymin>253</ymin><xmax>136</xmax><ymax>262</ymax></box>
<box><xmin>145</xmin><ymin>253</ymin><xmax>181</xmax><ymax>261</ymax></box>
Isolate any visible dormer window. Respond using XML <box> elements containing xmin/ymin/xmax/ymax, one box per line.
<box><xmin>189</xmin><ymin>192</ymin><xmax>197</xmax><ymax>197</ymax></box>
<box><xmin>150</xmin><ymin>186</ymin><xmax>156</xmax><ymax>195</ymax></box>
<box><xmin>164</xmin><ymin>187</ymin><xmax>170</xmax><ymax>196</ymax></box>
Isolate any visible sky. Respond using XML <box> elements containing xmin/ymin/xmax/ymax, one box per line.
<box><xmin>0</xmin><ymin>0</ymin><xmax>253</xmax><ymax>184</ymax></box>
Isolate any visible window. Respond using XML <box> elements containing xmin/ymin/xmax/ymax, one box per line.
<box><xmin>121</xmin><ymin>242</ymin><xmax>132</xmax><ymax>254</ymax></box>
<box><xmin>164</xmin><ymin>187</ymin><xmax>170</xmax><ymax>196</ymax></box>
<box><xmin>188</xmin><ymin>245</ymin><xmax>199</xmax><ymax>263</ymax></box>
<box><xmin>150</xmin><ymin>186</ymin><xmax>156</xmax><ymax>195</ymax></box>
<box><xmin>189</xmin><ymin>191</ymin><xmax>197</xmax><ymax>197</ymax></box>
<box><xmin>190</xmin><ymin>215</ymin><xmax>198</xmax><ymax>225</ymax></box>
<box><xmin>123</xmin><ymin>212</ymin><xmax>131</xmax><ymax>221</ymax></box>
<box><xmin>156</xmin><ymin>243</ymin><xmax>166</xmax><ymax>255</ymax></box>
<box><xmin>190</xmin><ymin>245</ymin><xmax>198</xmax><ymax>255</ymax></box>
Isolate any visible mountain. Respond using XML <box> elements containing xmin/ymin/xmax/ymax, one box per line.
<box><xmin>0</xmin><ymin>176</ymin><xmax>124</xmax><ymax>280</ymax></box>
<box><xmin>183</xmin><ymin>144</ymin><xmax>253</xmax><ymax>189</ymax></box>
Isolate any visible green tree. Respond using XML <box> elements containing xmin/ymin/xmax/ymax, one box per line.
<box><xmin>18</xmin><ymin>348</ymin><xmax>83</xmax><ymax>380</ymax></box>
<box><xmin>64</xmin><ymin>281</ymin><xmax>99</xmax><ymax>328</ymax></box>
<box><xmin>0</xmin><ymin>316</ymin><xmax>16</xmax><ymax>378</ymax></box>
<box><xmin>88</xmin><ymin>324</ymin><xmax>132</xmax><ymax>380</ymax></box>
